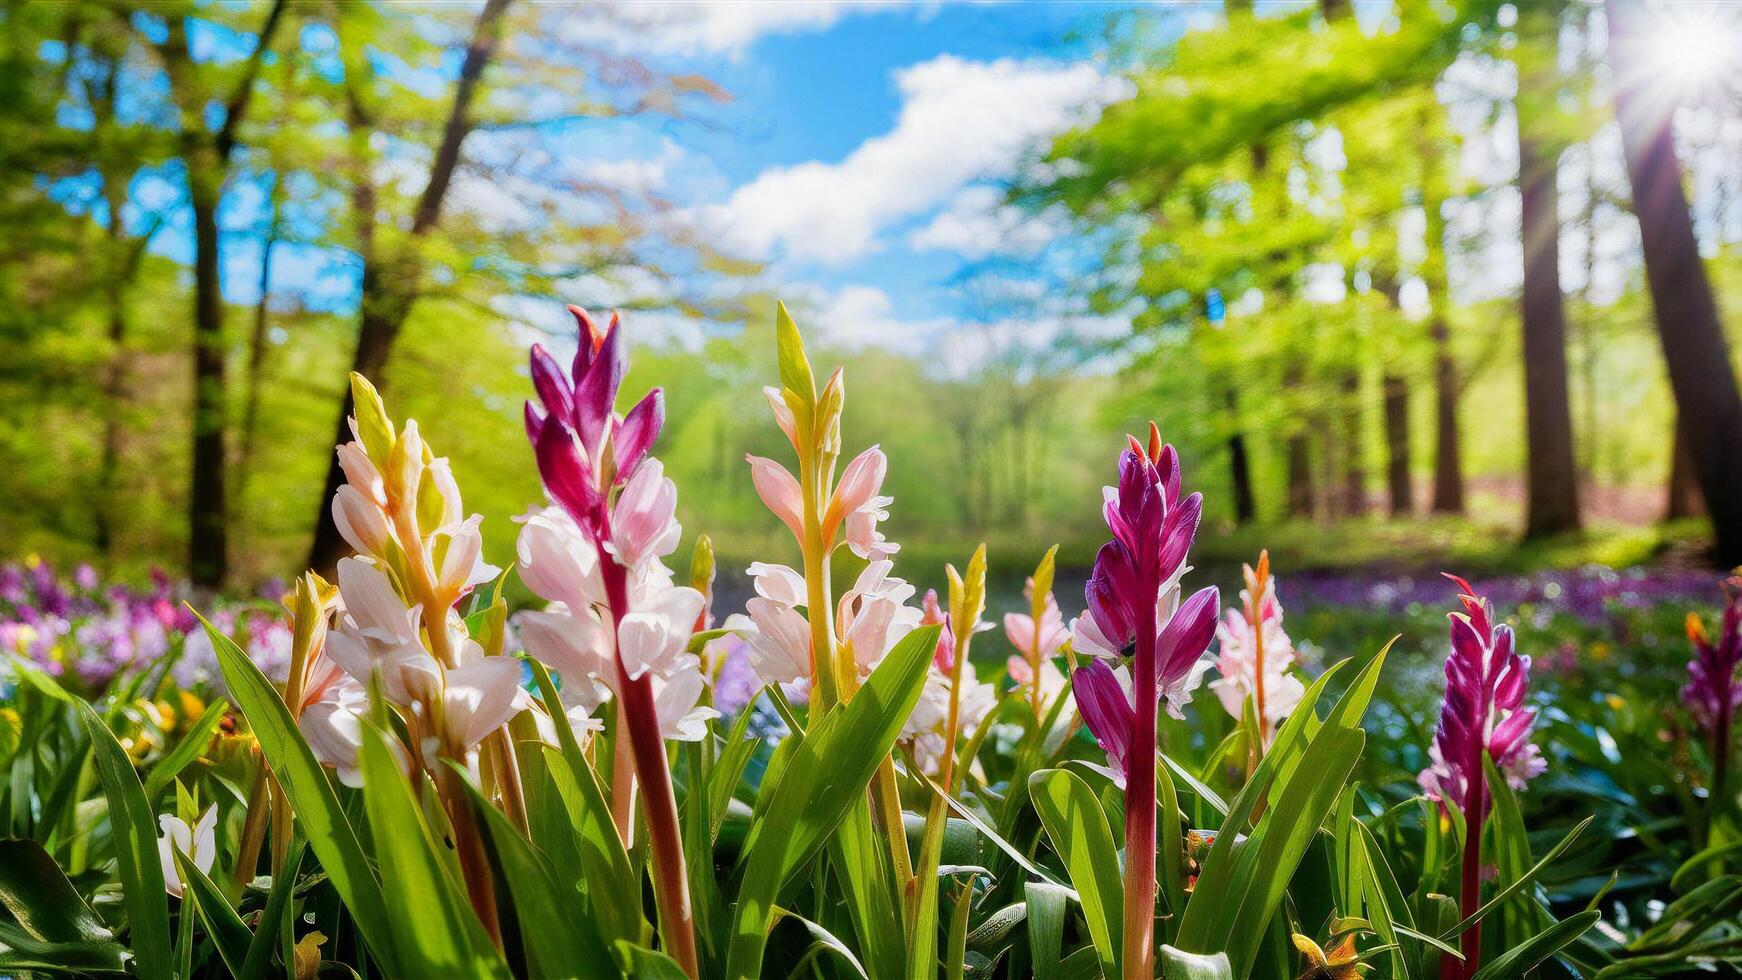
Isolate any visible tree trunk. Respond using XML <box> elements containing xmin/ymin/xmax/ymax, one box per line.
<box><xmin>1337</xmin><ymin>369</ymin><xmax>1367</xmax><ymax>517</ymax></box>
<box><xmin>1515</xmin><ymin>20</ymin><xmax>1581</xmax><ymax>539</ymax></box>
<box><xmin>186</xmin><ymin>167</ymin><xmax>229</xmax><ymax>587</ymax></box>
<box><xmin>1224</xmin><ymin>387</ymin><xmax>1256</xmax><ymax>524</ymax></box>
<box><xmin>1609</xmin><ymin>0</ymin><xmax>1742</xmax><ymax>564</ymax></box>
<box><xmin>306</xmin><ymin>0</ymin><xmax>513</xmax><ymax>574</ymax></box>
<box><xmin>236</xmin><ymin>172</ymin><xmax>283</xmax><ymax>518</ymax></box>
<box><xmin>1383</xmin><ymin>373</ymin><xmax>1412</xmax><ymax>517</ymax></box>
<box><xmin>1666</xmin><ymin>413</ymin><xmax>1705</xmax><ymax>521</ymax></box>
<box><xmin>1419</xmin><ymin>106</ymin><xmax>1465</xmax><ymax>514</ymax></box>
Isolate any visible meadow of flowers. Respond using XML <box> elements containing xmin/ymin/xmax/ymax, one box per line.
<box><xmin>1</xmin><ymin>305</ymin><xmax>1739</xmax><ymax>979</ymax></box>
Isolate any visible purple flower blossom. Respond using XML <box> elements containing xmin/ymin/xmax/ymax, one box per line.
<box><xmin>1067</xmin><ymin>425</ymin><xmax>1216</xmax><ymax>980</ymax></box>
<box><xmin>1419</xmin><ymin>575</ymin><xmax>1546</xmax><ymax>809</ymax></box>
<box><xmin>1420</xmin><ymin>575</ymin><xmax>1544</xmax><ymax>980</ymax></box>
<box><xmin>1683</xmin><ymin>583</ymin><xmax>1742</xmax><ymax>737</ymax></box>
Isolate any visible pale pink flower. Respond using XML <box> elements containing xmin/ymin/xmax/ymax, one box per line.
<box><xmin>441</xmin><ymin>654</ymin><xmax>530</xmax><ymax>751</ymax></box>
<box><xmin>763</xmin><ymin>386</ymin><xmax>800</xmax><ymax>452</ymax></box>
<box><xmin>300</xmin><ymin>674</ymin><xmax>370</xmax><ymax>787</ymax></box>
<box><xmin>747</xmin><ymin>562</ymin><xmax>807</xmax><ymax>606</ymax></box>
<box><xmin>747</xmin><ymin>455</ymin><xmax>805</xmax><ymax>541</ymax></box>
<box><xmin>1209</xmin><ymin>608</ymin><xmax>1304</xmax><ymax>732</ymax></box>
<box><xmin>616</xmin><ymin>585</ymin><xmax>707</xmax><ymax>681</ymax></box>
<box><xmin>515</xmin><ymin>507</ymin><xmax>604</xmax><ymax>612</ymax></box>
<box><xmin>649</xmin><ymin>663</ymin><xmax>718</xmax><ymax>741</ymax></box>
<box><xmin>823</xmin><ymin>446</ymin><xmax>887</xmax><ymax>539</ymax></box>
<box><xmin>428</xmin><ymin>515</ymin><xmax>499</xmax><ymax>596</ymax></box>
<box><xmin>744</xmin><ymin>596</ymin><xmax>812</xmax><ymax>687</ymax></box>
<box><xmin>325</xmin><ymin>558</ymin><xmax>442</xmax><ymax>705</ymax></box>
<box><xmin>1004</xmin><ymin>586</ymin><xmax>1068</xmax><ymax>661</ymax></box>
<box><xmin>515</xmin><ymin>607</ymin><xmax>612</xmax><ymax>711</ymax></box>
<box><xmin>333</xmin><ymin>484</ymin><xmax>393</xmax><ymax>559</ymax></box>
<box><xmin>608</xmin><ymin>458</ymin><xmax>681</xmax><ymax>569</ymax></box>
<box><xmin>157</xmin><ymin>807</ymin><xmax>217</xmax><ymax>898</ymax></box>
<box><xmin>843</xmin><ymin>494</ymin><xmax>897</xmax><ymax>559</ymax></box>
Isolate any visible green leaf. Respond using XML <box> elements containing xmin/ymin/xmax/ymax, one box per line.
<box><xmin>172</xmin><ymin>845</ymin><xmax>251</xmax><ymax>977</ymax></box>
<box><xmin>76</xmin><ymin>701</ymin><xmax>173</xmax><ymax>980</ymax></box>
<box><xmin>774</xmin><ymin>301</ymin><xmax>816</xmax><ymax>400</ymax></box>
<box><xmin>1025</xmin><ymin>881</ymin><xmax>1070</xmax><ymax>980</ymax></box>
<box><xmin>0</xmin><ymin>838</ymin><xmax>124</xmax><ymax>973</ymax></box>
<box><xmin>447</xmin><ymin>760</ymin><xmax>607</xmax><ymax>976</ymax></box>
<box><xmin>144</xmin><ymin>698</ymin><xmax>228</xmax><ymax>803</ymax></box>
<box><xmin>617</xmin><ymin>941</ymin><xmax>690</xmax><ymax>978</ymax></box>
<box><xmin>1468</xmin><ymin>909</ymin><xmax>1599</xmax><ymax>980</ymax></box>
<box><xmin>708</xmin><ymin>703</ymin><xmax>758</xmax><ymax>843</ymax></box>
<box><xmin>527</xmin><ymin>660</ymin><xmax>645</xmax><ymax>952</ymax></box>
<box><xmin>775</xmin><ymin>907</ymin><xmax>870</xmax><ymax>980</ymax></box>
<box><xmin>725</xmin><ymin>624</ymin><xmax>942</xmax><ymax>980</ymax></box>
<box><xmin>239</xmin><ymin>840</ymin><xmax>305</xmax><ymax>980</ymax></box>
<box><xmin>1437</xmin><ymin>815</ymin><xmax>1595</xmax><ymax>942</ymax></box>
<box><xmin>1177</xmin><ymin>726</ymin><xmax>1366</xmax><ymax>978</ymax></box>
<box><xmin>357</xmin><ymin>725</ymin><xmax>506</xmax><ymax>978</ymax></box>
<box><xmin>1157</xmin><ymin>945</ymin><xmax>1234</xmax><ymax>979</ymax></box>
<box><xmin>198</xmin><ymin>609</ymin><xmax>399</xmax><ymax>973</ymax></box>
<box><xmin>1029</xmin><ymin>768</ymin><xmax>1121</xmax><ymax>978</ymax></box>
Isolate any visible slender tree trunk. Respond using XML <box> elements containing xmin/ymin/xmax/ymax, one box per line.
<box><xmin>186</xmin><ymin>163</ymin><xmax>229</xmax><ymax>586</ymax></box>
<box><xmin>1609</xmin><ymin>0</ymin><xmax>1742</xmax><ymax>564</ymax></box>
<box><xmin>1383</xmin><ymin>373</ymin><xmax>1412</xmax><ymax>517</ymax></box>
<box><xmin>160</xmin><ymin>2</ymin><xmax>288</xmax><ymax>587</ymax></box>
<box><xmin>1337</xmin><ymin>370</ymin><xmax>1367</xmax><ymax>517</ymax></box>
<box><xmin>308</xmin><ymin>0</ymin><xmax>513</xmax><ymax>574</ymax></box>
<box><xmin>1419</xmin><ymin>107</ymin><xmax>1465</xmax><ymax>514</ymax></box>
<box><xmin>236</xmin><ymin>172</ymin><xmax>283</xmax><ymax>517</ymax></box>
<box><xmin>1225</xmin><ymin>388</ymin><xmax>1256</xmax><ymax>524</ymax></box>
<box><xmin>96</xmin><ymin>253</ymin><xmax>128</xmax><ymax>556</ymax></box>
<box><xmin>1515</xmin><ymin>22</ymin><xmax>1581</xmax><ymax>538</ymax></box>
<box><xmin>1285</xmin><ymin>365</ymin><xmax>1316</xmax><ymax>520</ymax></box>
<box><xmin>1666</xmin><ymin>413</ymin><xmax>1705</xmax><ymax>521</ymax></box>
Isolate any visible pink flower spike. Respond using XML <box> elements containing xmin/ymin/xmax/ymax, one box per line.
<box><xmin>747</xmin><ymin>454</ymin><xmax>805</xmax><ymax>541</ymax></box>
<box><xmin>529</xmin><ymin>342</ymin><xmax>575</xmax><ymax>428</ymax></box>
<box><xmin>573</xmin><ymin>316</ymin><xmax>625</xmax><ymax>462</ymax></box>
<box><xmin>1073</xmin><ymin>659</ymin><xmax>1134</xmax><ymax>787</ymax></box>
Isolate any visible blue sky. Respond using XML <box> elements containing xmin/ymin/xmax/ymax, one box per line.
<box><xmin>67</xmin><ymin>2</ymin><xmax>1184</xmax><ymax>363</ymax></box>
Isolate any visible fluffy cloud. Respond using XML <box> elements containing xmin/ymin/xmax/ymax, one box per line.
<box><xmin>703</xmin><ymin>55</ymin><xmax>1129</xmax><ymax>264</ymax></box>
<box><xmin>908</xmin><ymin>185</ymin><xmax>1069</xmax><ymax>259</ymax></box>
<box><xmin>561</xmin><ymin>2</ymin><xmax>898</xmax><ymax>57</ymax></box>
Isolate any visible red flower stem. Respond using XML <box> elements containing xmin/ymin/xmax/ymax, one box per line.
<box><xmin>1124</xmin><ymin>592</ymin><xmax>1158</xmax><ymax>980</ymax></box>
<box><xmin>1714</xmin><ymin>705</ymin><xmax>1732</xmax><ymax>823</ymax></box>
<box><xmin>601</xmin><ymin>557</ymin><xmax>699</xmax><ymax>979</ymax></box>
<box><xmin>1455</xmin><ymin>744</ymin><xmax>1488</xmax><ymax>980</ymax></box>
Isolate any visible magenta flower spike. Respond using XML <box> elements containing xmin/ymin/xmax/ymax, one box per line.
<box><xmin>521</xmin><ymin>306</ymin><xmax>699</xmax><ymax>979</ymax></box>
<box><xmin>1419</xmin><ymin>574</ymin><xmax>1544</xmax><ymax>980</ymax></box>
<box><xmin>1069</xmin><ymin>423</ymin><xmax>1216</xmax><ymax>980</ymax></box>
<box><xmin>1684</xmin><ymin>580</ymin><xmax>1742</xmax><ymax>820</ymax></box>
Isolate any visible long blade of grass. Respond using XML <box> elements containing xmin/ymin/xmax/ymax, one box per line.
<box><xmin>1029</xmin><ymin>767</ymin><xmax>1121</xmax><ymax>977</ymax></box>
<box><xmin>76</xmin><ymin>701</ymin><xmax>173</xmax><ymax>980</ymax></box>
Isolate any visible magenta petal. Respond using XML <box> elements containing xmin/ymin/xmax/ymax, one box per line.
<box><xmin>613</xmin><ymin>388</ymin><xmax>664</xmax><ymax>485</ymax></box>
<box><xmin>1086</xmin><ymin>542</ymin><xmax>1137</xmax><ymax>651</ymax></box>
<box><xmin>574</xmin><ymin>318</ymin><xmax>625</xmax><ymax>459</ymax></box>
<box><xmin>534</xmin><ymin>416</ymin><xmax>603</xmax><ymax>531</ymax></box>
<box><xmin>523</xmin><ymin>402</ymin><xmax>545</xmax><ymax>448</ymax></box>
<box><xmin>568</xmin><ymin>305</ymin><xmax>601</xmax><ymax>379</ymax></box>
<box><xmin>530</xmin><ymin>343</ymin><xmax>575</xmax><ymax>425</ymax></box>
<box><xmin>1073</xmin><ymin>660</ymin><xmax>1134</xmax><ymax>784</ymax></box>
<box><xmin>1156</xmin><ymin>492</ymin><xmax>1203</xmax><ymax>583</ymax></box>
<box><xmin>1156</xmin><ymin>444</ymin><xmax>1181</xmax><ymax>504</ymax></box>
<box><xmin>1155</xmin><ymin>585</ymin><xmax>1218</xmax><ymax>684</ymax></box>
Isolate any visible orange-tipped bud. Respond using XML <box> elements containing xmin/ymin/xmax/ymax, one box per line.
<box><xmin>1147</xmin><ymin>421</ymin><xmax>1162</xmax><ymax>462</ymax></box>
<box><xmin>1687</xmin><ymin>611</ymin><xmax>1708</xmax><ymax>644</ymax></box>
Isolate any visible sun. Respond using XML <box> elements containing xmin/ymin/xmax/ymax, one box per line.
<box><xmin>1639</xmin><ymin>2</ymin><xmax>1742</xmax><ymax>101</ymax></box>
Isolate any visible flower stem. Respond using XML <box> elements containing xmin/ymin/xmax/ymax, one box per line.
<box><xmin>1124</xmin><ymin>596</ymin><xmax>1158</xmax><ymax>980</ymax></box>
<box><xmin>799</xmin><ymin>452</ymin><xmax>839</xmax><ymax>714</ymax></box>
<box><xmin>601</xmin><ymin>558</ymin><xmax>699</xmax><ymax>978</ymax></box>
<box><xmin>1454</xmin><ymin>747</ymin><xmax>1488</xmax><ymax>980</ymax></box>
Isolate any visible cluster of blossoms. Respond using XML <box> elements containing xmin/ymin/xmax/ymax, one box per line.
<box><xmin>1004</xmin><ymin>572</ymin><xmax>1069</xmax><ymax>715</ymax></box>
<box><xmin>0</xmin><ymin>559</ymin><xmax>287</xmax><ymax>691</ymax></box>
<box><xmin>1683</xmin><ymin>578</ymin><xmax>1742</xmax><ymax>741</ymax></box>
<box><xmin>1208</xmin><ymin>551</ymin><xmax>1304</xmax><ymax>740</ymax></box>
<box><xmin>293</xmin><ymin>375</ymin><xmax>522</xmax><ymax>785</ymax></box>
<box><xmin>738</xmin><ymin>385</ymin><xmax>995</xmax><ymax>773</ymax></box>
<box><xmin>514</xmin><ymin>308</ymin><xmax>714</xmax><ymax>744</ymax></box>
<box><xmin>1071</xmin><ymin>429</ymin><xmax>1218</xmax><ymax>787</ymax></box>
<box><xmin>1417</xmin><ymin>575</ymin><xmax>1546</xmax><ymax>809</ymax></box>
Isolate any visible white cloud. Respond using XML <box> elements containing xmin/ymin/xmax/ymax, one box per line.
<box><xmin>560</xmin><ymin>2</ymin><xmax>899</xmax><ymax>57</ymax></box>
<box><xmin>908</xmin><ymin>185</ymin><xmax>1067</xmax><ymax>259</ymax></box>
<box><xmin>786</xmin><ymin>282</ymin><xmax>1129</xmax><ymax>377</ymax></box>
<box><xmin>703</xmin><ymin>55</ymin><xmax>1129</xmax><ymax>264</ymax></box>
